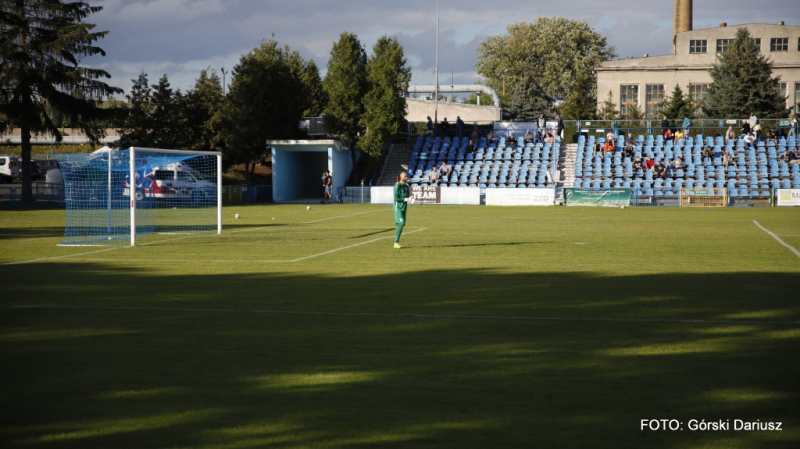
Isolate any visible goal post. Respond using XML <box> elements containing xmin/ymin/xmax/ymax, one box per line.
<box><xmin>58</xmin><ymin>147</ymin><xmax>222</xmax><ymax>246</ymax></box>
<box><xmin>680</xmin><ymin>187</ymin><xmax>727</xmax><ymax>208</ymax></box>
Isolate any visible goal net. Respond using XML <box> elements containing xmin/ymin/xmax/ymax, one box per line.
<box><xmin>680</xmin><ymin>187</ymin><xmax>727</xmax><ymax>207</ymax></box>
<box><xmin>57</xmin><ymin>147</ymin><xmax>222</xmax><ymax>246</ymax></box>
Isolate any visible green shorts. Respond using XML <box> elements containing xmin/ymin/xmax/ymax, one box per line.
<box><xmin>394</xmin><ymin>209</ymin><xmax>406</xmax><ymax>226</ymax></box>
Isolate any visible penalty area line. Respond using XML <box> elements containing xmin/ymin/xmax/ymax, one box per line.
<box><xmin>7</xmin><ymin>304</ymin><xmax>799</xmax><ymax>326</ymax></box>
<box><xmin>752</xmin><ymin>221</ymin><xmax>800</xmax><ymax>259</ymax></box>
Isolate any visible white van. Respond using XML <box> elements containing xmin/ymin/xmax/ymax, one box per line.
<box><xmin>123</xmin><ymin>162</ymin><xmax>216</xmax><ymax>201</ymax></box>
<box><xmin>0</xmin><ymin>156</ymin><xmax>20</xmax><ymax>182</ymax></box>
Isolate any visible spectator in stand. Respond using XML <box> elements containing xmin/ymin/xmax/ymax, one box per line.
<box><xmin>429</xmin><ymin>167</ymin><xmax>440</xmax><ymax>184</ymax></box>
<box><xmin>524</xmin><ymin>129</ymin><xmax>534</xmax><ymax>144</ymax></box>
<box><xmin>674</xmin><ymin>129</ymin><xmax>684</xmax><ymax>145</ymax></box>
<box><xmin>440</xmin><ymin>117</ymin><xmax>449</xmax><ymax>136</ymax></box>
<box><xmin>664</xmin><ymin>159</ymin><xmax>674</xmax><ymax>178</ymax></box>
<box><xmin>466</xmin><ymin>139</ymin><xmax>475</xmax><ymax>153</ymax></box>
<box><xmin>592</xmin><ymin>141</ymin><xmax>602</xmax><ymax>156</ymax></box>
<box><xmin>741</xmin><ymin>119</ymin><xmax>750</xmax><ymax>135</ymax></box>
<box><xmin>654</xmin><ymin>161</ymin><xmax>666</xmax><ymax>179</ymax></box>
<box><xmin>507</xmin><ymin>132</ymin><xmax>517</xmax><ymax>147</ymax></box>
<box><xmin>789</xmin><ymin>113</ymin><xmax>797</xmax><ymax>137</ymax></box>
<box><xmin>664</xmin><ymin>128</ymin><xmax>674</xmax><ymax>143</ymax></box>
<box><xmin>544</xmin><ymin>131</ymin><xmax>555</xmax><ymax>144</ymax></box>
<box><xmin>661</xmin><ymin>115</ymin><xmax>670</xmax><ymax>136</ymax></box>
<box><xmin>438</xmin><ymin>161</ymin><xmax>452</xmax><ymax>178</ymax></box>
<box><xmin>783</xmin><ymin>148</ymin><xmax>798</xmax><ymax>165</ymax></box>
<box><xmin>754</xmin><ymin>121</ymin><xmax>763</xmax><ymax>140</ymax></box>
<box><xmin>682</xmin><ymin>116</ymin><xmax>692</xmax><ymax>136</ymax></box>
<box><xmin>644</xmin><ymin>156</ymin><xmax>655</xmax><ymax>171</ymax></box>
<box><xmin>534</xmin><ymin>131</ymin><xmax>543</xmax><ymax>144</ymax></box>
<box><xmin>766</xmin><ymin>129</ymin><xmax>777</xmax><ymax>145</ymax></box>
<box><xmin>606</xmin><ymin>130</ymin><xmax>615</xmax><ymax>143</ymax></box>
<box><xmin>426</xmin><ymin>116</ymin><xmax>434</xmax><ymax>135</ymax></box>
<box><xmin>556</xmin><ymin>114</ymin><xmax>564</xmax><ymax>140</ymax></box>
<box><xmin>725</xmin><ymin>126</ymin><xmax>736</xmax><ymax>142</ymax></box>
<box><xmin>675</xmin><ymin>157</ymin><xmax>685</xmax><ymax>169</ymax></box>
<box><xmin>487</xmin><ymin>130</ymin><xmax>496</xmax><ymax>143</ymax></box>
<box><xmin>722</xmin><ymin>150</ymin><xmax>735</xmax><ymax>169</ymax></box>
<box><xmin>455</xmin><ymin>116</ymin><xmax>464</xmax><ymax>139</ymax></box>
<box><xmin>633</xmin><ymin>156</ymin><xmax>644</xmax><ymax>171</ymax></box>
<box><xmin>537</xmin><ymin>113</ymin><xmax>546</xmax><ymax>131</ymax></box>
<box><xmin>702</xmin><ymin>146</ymin><xmax>713</xmax><ymax>158</ymax></box>
<box><xmin>743</xmin><ymin>132</ymin><xmax>755</xmax><ymax>150</ymax></box>
<box><xmin>603</xmin><ymin>137</ymin><xmax>615</xmax><ymax>153</ymax></box>
<box><xmin>470</xmin><ymin>128</ymin><xmax>479</xmax><ymax>142</ymax></box>
<box><xmin>749</xmin><ymin>112</ymin><xmax>758</xmax><ymax>131</ymax></box>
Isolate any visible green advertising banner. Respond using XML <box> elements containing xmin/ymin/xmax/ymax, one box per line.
<box><xmin>564</xmin><ymin>188</ymin><xmax>632</xmax><ymax>207</ymax></box>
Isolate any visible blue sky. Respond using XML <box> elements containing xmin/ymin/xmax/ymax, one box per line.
<box><xmin>85</xmin><ymin>0</ymin><xmax>799</xmax><ymax>95</ymax></box>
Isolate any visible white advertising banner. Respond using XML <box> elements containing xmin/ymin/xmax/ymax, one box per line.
<box><xmin>776</xmin><ymin>189</ymin><xmax>800</xmax><ymax>206</ymax></box>
<box><xmin>485</xmin><ymin>187</ymin><xmax>555</xmax><ymax>206</ymax></box>
<box><xmin>371</xmin><ymin>186</ymin><xmax>480</xmax><ymax>205</ymax></box>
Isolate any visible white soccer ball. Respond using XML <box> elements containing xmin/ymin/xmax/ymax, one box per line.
<box><xmin>272</xmin><ymin>217</ymin><xmax>275</xmax><ymax>220</ymax></box>
<box><xmin>306</xmin><ymin>205</ymin><xmax>311</xmax><ymax>210</ymax></box>
<box><xmin>235</xmin><ymin>213</ymin><xmax>241</xmax><ymax>219</ymax></box>
<box><xmin>620</xmin><ymin>205</ymin><xmax>625</xmax><ymax>209</ymax></box>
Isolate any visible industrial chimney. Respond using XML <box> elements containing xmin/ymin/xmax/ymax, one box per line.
<box><xmin>672</xmin><ymin>0</ymin><xmax>693</xmax><ymax>54</ymax></box>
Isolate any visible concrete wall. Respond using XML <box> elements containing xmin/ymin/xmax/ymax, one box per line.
<box><xmin>268</xmin><ymin>140</ymin><xmax>351</xmax><ymax>202</ymax></box>
<box><xmin>405</xmin><ymin>98</ymin><xmax>502</xmax><ymax>124</ymax></box>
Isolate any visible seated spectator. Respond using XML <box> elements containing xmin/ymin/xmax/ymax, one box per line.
<box><xmin>606</xmin><ymin>130</ymin><xmax>615</xmax><ymax>143</ymax></box>
<box><xmin>524</xmin><ymin>129</ymin><xmax>534</xmax><ymax>144</ymax></box>
<box><xmin>438</xmin><ymin>161</ymin><xmax>452</xmax><ymax>178</ymax></box>
<box><xmin>702</xmin><ymin>146</ymin><xmax>714</xmax><ymax>158</ymax></box>
<box><xmin>544</xmin><ymin>131</ymin><xmax>555</xmax><ymax>144</ymax></box>
<box><xmin>725</xmin><ymin>126</ymin><xmax>736</xmax><ymax>142</ymax></box>
<box><xmin>466</xmin><ymin>139</ymin><xmax>475</xmax><ymax>153</ymax></box>
<box><xmin>603</xmin><ymin>138</ymin><xmax>615</xmax><ymax>152</ymax></box>
<box><xmin>766</xmin><ymin>129</ymin><xmax>777</xmax><ymax>145</ymax></box>
<box><xmin>664</xmin><ymin>129</ymin><xmax>674</xmax><ymax>142</ymax></box>
<box><xmin>786</xmin><ymin>149</ymin><xmax>798</xmax><ymax>165</ymax></box>
<box><xmin>674</xmin><ymin>157</ymin><xmax>685</xmax><ymax>169</ymax></box>
<box><xmin>593</xmin><ymin>141</ymin><xmax>603</xmax><ymax>156</ymax></box>
<box><xmin>470</xmin><ymin>129</ymin><xmax>479</xmax><ymax>142</ymax></box>
<box><xmin>644</xmin><ymin>156</ymin><xmax>655</xmax><ymax>171</ymax></box>
<box><xmin>633</xmin><ymin>157</ymin><xmax>644</xmax><ymax>171</ymax></box>
<box><xmin>654</xmin><ymin>161</ymin><xmax>666</xmax><ymax>179</ymax></box>
<box><xmin>741</xmin><ymin>119</ymin><xmax>750</xmax><ymax>135</ymax></box>
<box><xmin>624</xmin><ymin>133</ymin><xmax>636</xmax><ymax>151</ymax></box>
<box><xmin>664</xmin><ymin>160</ymin><xmax>674</xmax><ymax>178</ymax></box>
<box><xmin>623</xmin><ymin>144</ymin><xmax>634</xmax><ymax>159</ymax></box>
<box><xmin>429</xmin><ymin>168</ymin><xmax>440</xmax><ymax>184</ymax></box>
<box><xmin>487</xmin><ymin>130</ymin><xmax>496</xmax><ymax>143</ymax></box>
<box><xmin>534</xmin><ymin>131</ymin><xmax>543</xmax><ymax>144</ymax></box>
<box><xmin>722</xmin><ymin>151</ymin><xmax>735</xmax><ymax>169</ymax></box>
<box><xmin>743</xmin><ymin>132</ymin><xmax>755</xmax><ymax>149</ymax></box>
<box><xmin>506</xmin><ymin>132</ymin><xmax>517</xmax><ymax>147</ymax></box>
<box><xmin>674</xmin><ymin>129</ymin><xmax>684</xmax><ymax>144</ymax></box>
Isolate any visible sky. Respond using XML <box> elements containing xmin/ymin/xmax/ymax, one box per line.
<box><xmin>85</xmin><ymin>0</ymin><xmax>800</xmax><ymax>96</ymax></box>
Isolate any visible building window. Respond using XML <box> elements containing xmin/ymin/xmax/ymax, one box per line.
<box><xmin>716</xmin><ymin>39</ymin><xmax>733</xmax><ymax>53</ymax></box>
<box><xmin>645</xmin><ymin>84</ymin><xmax>665</xmax><ymax>119</ymax></box>
<box><xmin>751</xmin><ymin>38</ymin><xmax>761</xmax><ymax>51</ymax></box>
<box><xmin>795</xmin><ymin>83</ymin><xmax>800</xmax><ymax>114</ymax></box>
<box><xmin>688</xmin><ymin>84</ymin><xmax>708</xmax><ymax>111</ymax></box>
<box><xmin>770</xmin><ymin>38</ymin><xmax>788</xmax><ymax>52</ymax></box>
<box><xmin>689</xmin><ymin>40</ymin><xmax>707</xmax><ymax>54</ymax></box>
<box><xmin>776</xmin><ymin>82</ymin><xmax>788</xmax><ymax>109</ymax></box>
<box><xmin>620</xmin><ymin>84</ymin><xmax>639</xmax><ymax>119</ymax></box>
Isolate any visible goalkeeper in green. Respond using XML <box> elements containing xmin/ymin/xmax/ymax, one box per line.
<box><xmin>393</xmin><ymin>171</ymin><xmax>414</xmax><ymax>248</ymax></box>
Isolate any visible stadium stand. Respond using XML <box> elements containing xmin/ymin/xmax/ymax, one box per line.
<box><xmin>406</xmin><ymin>136</ymin><xmax>559</xmax><ymax>189</ymax></box>
<box><xmin>570</xmin><ymin>133</ymin><xmax>800</xmax><ymax>198</ymax></box>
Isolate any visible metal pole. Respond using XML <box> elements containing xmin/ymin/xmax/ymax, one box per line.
<box><xmin>434</xmin><ymin>0</ymin><xmax>439</xmax><ymax>124</ymax></box>
<box><xmin>107</xmin><ymin>149</ymin><xmax>112</xmax><ymax>238</ymax></box>
<box><xmin>130</xmin><ymin>147</ymin><xmax>136</xmax><ymax>246</ymax></box>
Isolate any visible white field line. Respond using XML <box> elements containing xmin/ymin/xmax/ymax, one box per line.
<box><xmin>752</xmin><ymin>221</ymin><xmax>800</xmax><ymax>259</ymax></box>
<box><xmin>68</xmin><ymin>227</ymin><xmax>429</xmax><ymax>264</ymax></box>
<box><xmin>1</xmin><ymin>209</ymin><xmax>388</xmax><ymax>266</ymax></box>
<box><xmin>7</xmin><ymin>304</ymin><xmax>799</xmax><ymax>326</ymax></box>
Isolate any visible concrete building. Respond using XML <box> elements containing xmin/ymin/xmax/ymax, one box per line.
<box><xmin>597</xmin><ymin>0</ymin><xmax>800</xmax><ymax>119</ymax></box>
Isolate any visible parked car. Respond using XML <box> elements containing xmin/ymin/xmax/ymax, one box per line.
<box><xmin>123</xmin><ymin>162</ymin><xmax>216</xmax><ymax>203</ymax></box>
<box><xmin>34</xmin><ymin>159</ymin><xmax>60</xmax><ymax>180</ymax></box>
<box><xmin>0</xmin><ymin>155</ymin><xmax>20</xmax><ymax>182</ymax></box>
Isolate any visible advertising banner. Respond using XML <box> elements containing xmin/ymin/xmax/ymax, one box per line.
<box><xmin>485</xmin><ymin>188</ymin><xmax>555</xmax><ymax>206</ymax></box>
<box><xmin>371</xmin><ymin>186</ymin><xmax>479</xmax><ymax>205</ymax></box>
<box><xmin>776</xmin><ymin>189</ymin><xmax>800</xmax><ymax>206</ymax></box>
<box><xmin>410</xmin><ymin>185</ymin><xmax>441</xmax><ymax>204</ymax></box>
<box><xmin>564</xmin><ymin>188</ymin><xmax>632</xmax><ymax>207</ymax></box>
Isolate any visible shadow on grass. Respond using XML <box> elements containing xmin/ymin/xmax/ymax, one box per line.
<box><xmin>1</xmin><ymin>266</ymin><xmax>799</xmax><ymax>449</ymax></box>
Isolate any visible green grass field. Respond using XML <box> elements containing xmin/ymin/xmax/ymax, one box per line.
<box><xmin>1</xmin><ymin>203</ymin><xmax>799</xmax><ymax>448</ymax></box>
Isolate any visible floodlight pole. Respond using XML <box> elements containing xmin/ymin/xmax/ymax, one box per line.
<box><xmin>434</xmin><ymin>0</ymin><xmax>439</xmax><ymax>124</ymax></box>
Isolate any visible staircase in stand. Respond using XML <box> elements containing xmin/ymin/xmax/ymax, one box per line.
<box><xmin>376</xmin><ymin>143</ymin><xmax>414</xmax><ymax>186</ymax></box>
<box><xmin>554</xmin><ymin>142</ymin><xmax>577</xmax><ymax>204</ymax></box>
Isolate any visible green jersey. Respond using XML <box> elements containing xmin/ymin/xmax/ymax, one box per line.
<box><xmin>394</xmin><ymin>182</ymin><xmax>410</xmax><ymax>212</ymax></box>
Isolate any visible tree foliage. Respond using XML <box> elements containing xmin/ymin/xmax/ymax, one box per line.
<box><xmin>598</xmin><ymin>90</ymin><xmax>618</xmax><ymax>121</ymax></box>
<box><xmin>462</xmin><ymin>92</ymin><xmax>495</xmax><ymax>106</ymax></box>
<box><xmin>661</xmin><ymin>84</ymin><xmax>693</xmax><ymax>120</ymax></box>
<box><xmin>0</xmin><ymin>0</ymin><xmax>121</xmax><ymax>201</ymax></box>
<box><xmin>476</xmin><ymin>17</ymin><xmax>615</xmax><ymax>118</ymax></box>
<box><xmin>559</xmin><ymin>71</ymin><xmax>597</xmax><ymax>120</ymax></box>
<box><xmin>301</xmin><ymin>60</ymin><xmax>326</xmax><ymax>117</ymax></box>
<box><xmin>323</xmin><ymin>32</ymin><xmax>368</xmax><ymax>151</ymax></box>
<box><xmin>360</xmin><ymin>36</ymin><xmax>411</xmax><ymax>159</ymax></box>
<box><xmin>216</xmin><ymin>39</ymin><xmax>309</xmax><ymax>182</ymax></box>
<box><xmin>703</xmin><ymin>28</ymin><xmax>787</xmax><ymax>118</ymax></box>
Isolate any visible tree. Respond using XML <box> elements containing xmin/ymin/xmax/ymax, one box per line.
<box><xmin>216</xmin><ymin>39</ymin><xmax>308</xmax><ymax>183</ymax></box>
<box><xmin>462</xmin><ymin>92</ymin><xmax>495</xmax><ymax>106</ymax></box>
<box><xmin>661</xmin><ymin>84</ymin><xmax>692</xmax><ymax>120</ymax></box>
<box><xmin>323</xmin><ymin>32</ymin><xmax>368</xmax><ymax>164</ymax></box>
<box><xmin>0</xmin><ymin>1</ymin><xmax>121</xmax><ymax>202</ymax></box>
<box><xmin>182</xmin><ymin>69</ymin><xmax>224</xmax><ymax>152</ymax></box>
<box><xmin>559</xmin><ymin>71</ymin><xmax>597</xmax><ymax>121</ymax></box>
<box><xmin>508</xmin><ymin>74</ymin><xmax>552</xmax><ymax>121</ymax></box>
<box><xmin>598</xmin><ymin>90</ymin><xmax>618</xmax><ymax>121</ymax></box>
<box><xmin>703</xmin><ymin>28</ymin><xmax>787</xmax><ymax>118</ymax></box>
<box><xmin>360</xmin><ymin>36</ymin><xmax>411</xmax><ymax>160</ymax></box>
<box><xmin>118</xmin><ymin>73</ymin><xmax>186</xmax><ymax>150</ymax></box>
<box><xmin>301</xmin><ymin>60</ymin><xmax>326</xmax><ymax>117</ymax></box>
<box><xmin>476</xmin><ymin>17</ymin><xmax>615</xmax><ymax>115</ymax></box>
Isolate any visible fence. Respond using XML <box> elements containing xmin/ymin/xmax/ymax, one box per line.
<box><xmin>0</xmin><ymin>184</ymin><xmax>65</xmax><ymax>206</ymax></box>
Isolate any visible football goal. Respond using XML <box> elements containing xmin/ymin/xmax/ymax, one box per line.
<box><xmin>57</xmin><ymin>147</ymin><xmax>222</xmax><ymax>246</ymax></box>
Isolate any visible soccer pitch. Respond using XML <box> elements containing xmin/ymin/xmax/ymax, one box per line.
<box><xmin>1</xmin><ymin>203</ymin><xmax>799</xmax><ymax>448</ymax></box>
